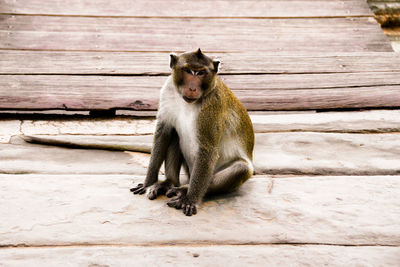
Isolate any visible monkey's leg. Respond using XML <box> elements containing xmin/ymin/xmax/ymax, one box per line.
<box><xmin>207</xmin><ymin>159</ymin><xmax>252</xmax><ymax>195</ymax></box>
<box><xmin>147</xmin><ymin>130</ymin><xmax>183</xmax><ymax>200</ymax></box>
<box><xmin>165</xmin><ymin>158</ymin><xmax>190</xmax><ymax>198</ymax></box>
<box><xmin>130</xmin><ymin>122</ymin><xmax>172</xmax><ymax>195</ymax></box>
<box><xmin>167</xmin><ymin>148</ymin><xmax>219</xmax><ymax>216</ymax></box>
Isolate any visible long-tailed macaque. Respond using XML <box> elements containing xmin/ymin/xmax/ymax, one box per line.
<box><xmin>131</xmin><ymin>49</ymin><xmax>254</xmax><ymax>216</ymax></box>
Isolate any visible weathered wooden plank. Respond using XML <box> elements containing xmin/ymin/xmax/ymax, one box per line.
<box><xmin>2</xmin><ymin>51</ymin><xmax>400</xmax><ymax>74</ymax></box>
<box><xmin>1</xmin><ymin>74</ymin><xmax>399</xmax><ymax>111</ymax></box>
<box><xmin>0</xmin><ymin>16</ymin><xmax>392</xmax><ymax>52</ymax></box>
<box><xmin>0</xmin><ymin>75</ymin><xmax>163</xmax><ymax>111</ymax></box>
<box><xmin>238</xmin><ymin>86</ymin><xmax>400</xmax><ymax>111</ymax></box>
<box><xmin>0</xmin><ymin>245</ymin><xmax>399</xmax><ymax>267</ymax></box>
<box><xmin>0</xmin><ymin>174</ymin><xmax>399</xmax><ymax>246</ymax></box>
<box><xmin>18</xmin><ymin>132</ymin><xmax>400</xmax><ymax>176</ymax></box>
<box><xmin>0</xmin><ymin>138</ymin><xmax>149</xmax><ymax>175</ymax></box>
<box><xmin>16</xmin><ymin>110</ymin><xmax>400</xmax><ymax>136</ymax></box>
<box><xmin>0</xmin><ymin>0</ymin><xmax>374</xmax><ymax>18</ymax></box>
<box><xmin>254</xmin><ymin>132</ymin><xmax>400</xmax><ymax>176</ymax></box>
<box><xmin>251</xmin><ymin>110</ymin><xmax>400</xmax><ymax>133</ymax></box>
<box><xmin>1</xmin><ymin>110</ymin><xmax>398</xmax><ymax>145</ymax></box>
<box><xmin>20</xmin><ymin>117</ymin><xmax>156</xmax><ymax>136</ymax></box>
<box><xmin>0</xmin><ymin>119</ymin><xmax>20</xmax><ymax>143</ymax></box>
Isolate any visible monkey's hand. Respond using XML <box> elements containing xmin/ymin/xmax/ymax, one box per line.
<box><xmin>130</xmin><ymin>183</ymin><xmax>147</xmax><ymax>195</ymax></box>
<box><xmin>167</xmin><ymin>194</ymin><xmax>197</xmax><ymax>216</ymax></box>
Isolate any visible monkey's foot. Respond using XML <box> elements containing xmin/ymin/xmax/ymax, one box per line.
<box><xmin>147</xmin><ymin>181</ymin><xmax>173</xmax><ymax>200</ymax></box>
<box><xmin>167</xmin><ymin>194</ymin><xmax>197</xmax><ymax>216</ymax></box>
<box><xmin>166</xmin><ymin>186</ymin><xmax>188</xmax><ymax>198</ymax></box>
<box><xmin>130</xmin><ymin>183</ymin><xmax>147</xmax><ymax>195</ymax></box>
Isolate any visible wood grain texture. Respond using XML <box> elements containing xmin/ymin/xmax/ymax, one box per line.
<box><xmin>1</xmin><ymin>73</ymin><xmax>399</xmax><ymax>111</ymax></box>
<box><xmin>0</xmin><ymin>0</ymin><xmax>374</xmax><ymax>17</ymax></box>
<box><xmin>0</xmin><ymin>16</ymin><xmax>392</xmax><ymax>52</ymax></box>
<box><xmin>2</xmin><ymin>51</ymin><xmax>400</xmax><ymax>74</ymax></box>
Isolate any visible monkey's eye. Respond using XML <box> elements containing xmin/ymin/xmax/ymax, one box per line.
<box><xmin>197</xmin><ymin>70</ymin><xmax>206</xmax><ymax>76</ymax></box>
<box><xmin>182</xmin><ymin>68</ymin><xmax>192</xmax><ymax>74</ymax></box>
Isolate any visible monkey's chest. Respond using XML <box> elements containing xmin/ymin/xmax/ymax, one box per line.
<box><xmin>174</xmin><ymin>107</ymin><xmax>199</xmax><ymax>170</ymax></box>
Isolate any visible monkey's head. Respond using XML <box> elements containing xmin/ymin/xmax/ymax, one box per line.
<box><xmin>170</xmin><ymin>48</ymin><xmax>220</xmax><ymax>103</ymax></box>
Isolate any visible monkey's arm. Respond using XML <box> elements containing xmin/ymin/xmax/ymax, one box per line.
<box><xmin>187</xmin><ymin>147</ymin><xmax>218</xmax><ymax>202</ymax></box>
<box><xmin>131</xmin><ymin>121</ymin><xmax>172</xmax><ymax>194</ymax></box>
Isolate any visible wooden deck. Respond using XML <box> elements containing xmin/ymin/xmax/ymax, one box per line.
<box><xmin>1</xmin><ymin>0</ymin><xmax>400</xmax><ymax>265</ymax></box>
<box><xmin>0</xmin><ymin>0</ymin><xmax>399</xmax><ymax>113</ymax></box>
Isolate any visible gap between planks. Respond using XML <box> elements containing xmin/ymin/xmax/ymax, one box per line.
<box><xmin>1</xmin><ymin>242</ymin><xmax>399</xmax><ymax>250</ymax></box>
<box><xmin>0</xmin><ymin>13</ymin><xmax>375</xmax><ymax>19</ymax></box>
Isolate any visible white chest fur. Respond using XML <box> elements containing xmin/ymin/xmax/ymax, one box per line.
<box><xmin>158</xmin><ymin>76</ymin><xmax>200</xmax><ymax>170</ymax></box>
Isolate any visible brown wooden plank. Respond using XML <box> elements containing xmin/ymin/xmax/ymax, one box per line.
<box><xmin>240</xmin><ymin>86</ymin><xmax>400</xmax><ymax>111</ymax></box>
<box><xmin>0</xmin><ymin>0</ymin><xmax>374</xmax><ymax>18</ymax></box>
<box><xmin>2</xmin><ymin>51</ymin><xmax>400</xmax><ymax>74</ymax></box>
<box><xmin>0</xmin><ymin>16</ymin><xmax>392</xmax><ymax>52</ymax></box>
<box><xmin>1</xmin><ymin>74</ymin><xmax>399</xmax><ymax>111</ymax></box>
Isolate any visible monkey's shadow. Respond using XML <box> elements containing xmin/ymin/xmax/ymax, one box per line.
<box><xmin>203</xmin><ymin>188</ymin><xmax>244</xmax><ymax>203</ymax></box>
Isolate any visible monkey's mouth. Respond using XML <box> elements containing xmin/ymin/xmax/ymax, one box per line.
<box><xmin>183</xmin><ymin>96</ymin><xmax>198</xmax><ymax>103</ymax></box>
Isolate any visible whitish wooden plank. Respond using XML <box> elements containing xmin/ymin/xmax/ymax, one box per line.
<box><xmin>0</xmin><ymin>245</ymin><xmax>399</xmax><ymax>267</ymax></box>
<box><xmin>251</xmin><ymin>110</ymin><xmax>400</xmax><ymax>133</ymax></box>
<box><xmin>21</xmin><ymin>132</ymin><xmax>400</xmax><ymax>176</ymax></box>
<box><xmin>254</xmin><ymin>132</ymin><xmax>400</xmax><ymax>175</ymax></box>
<box><xmin>20</xmin><ymin>117</ymin><xmax>156</xmax><ymax>136</ymax></box>
<box><xmin>0</xmin><ymin>16</ymin><xmax>392</xmax><ymax>52</ymax></box>
<box><xmin>18</xmin><ymin>110</ymin><xmax>400</xmax><ymax>136</ymax></box>
<box><xmin>2</xmin><ymin>51</ymin><xmax>400</xmax><ymax>74</ymax></box>
<box><xmin>0</xmin><ymin>0</ymin><xmax>374</xmax><ymax>18</ymax></box>
<box><xmin>0</xmin><ymin>175</ymin><xmax>399</xmax><ymax>246</ymax></box>
<box><xmin>1</xmin><ymin>74</ymin><xmax>399</xmax><ymax>111</ymax></box>
<box><xmin>0</xmin><ymin>120</ymin><xmax>20</xmax><ymax>143</ymax></box>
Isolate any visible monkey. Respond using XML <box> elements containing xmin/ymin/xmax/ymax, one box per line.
<box><xmin>130</xmin><ymin>48</ymin><xmax>254</xmax><ymax>216</ymax></box>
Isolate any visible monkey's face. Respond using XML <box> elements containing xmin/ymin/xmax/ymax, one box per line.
<box><xmin>170</xmin><ymin>49</ymin><xmax>220</xmax><ymax>104</ymax></box>
<box><xmin>179</xmin><ymin>67</ymin><xmax>207</xmax><ymax>103</ymax></box>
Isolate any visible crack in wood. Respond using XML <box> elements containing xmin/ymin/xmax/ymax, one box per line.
<box><xmin>0</xmin><ymin>242</ymin><xmax>398</xmax><ymax>249</ymax></box>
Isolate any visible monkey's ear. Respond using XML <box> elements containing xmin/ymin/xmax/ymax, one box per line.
<box><xmin>195</xmin><ymin>48</ymin><xmax>204</xmax><ymax>58</ymax></box>
<box><xmin>170</xmin><ymin>53</ymin><xmax>178</xmax><ymax>68</ymax></box>
<box><xmin>213</xmin><ymin>60</ymin><xmax>220</xmax><ymax>73</ymax></box>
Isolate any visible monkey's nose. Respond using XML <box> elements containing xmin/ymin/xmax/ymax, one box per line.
<box><xmin>189</xmin><ymin>87</ymin><xmax>197</xmax><ymax>92</ymax></box>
